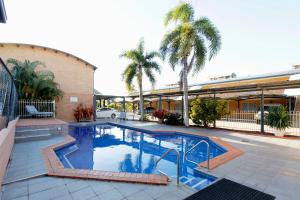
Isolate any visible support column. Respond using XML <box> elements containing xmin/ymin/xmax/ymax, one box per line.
<box><xmin>213</xmin><ymin>93</ymin><xmax>216</xmax><ymax>128</ymax></box>
<box><xmin>99</xmin><ymin>99</ymin><xmax>102</xmax><ymax>108</ymax></box>
<box><xmin>122</xmin><ymin>97</ymin><xmax>126</xmax><ymax>112</ymax></box>
<box><xmin>158</xmin><ymin>96</ymin><xmax>162</xmax><ymax>111</ymax></box>
<box><xmin>93</xmin><ymin>95</ymin><xmax>96</xmax><ymax>121</ymax></box>
<box><xmin>103</xmin><ymin>99</ymin><xmax>106</xmax><ymax>107</ymax></box>
<box><xmin>288</xmin><ymin>97</ymin><xmax>292</xmax><ymax>112</ymax></box>
<box><xmin>181</xmin><ymin>95</ymin><xmax>184</xmax><ymax>124</ymax></box>
<box><xmin>260</xmin><ymin>90</ymin><xmax>265</xmax><ymax>133</ymax></box>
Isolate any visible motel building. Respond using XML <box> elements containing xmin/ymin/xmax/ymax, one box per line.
<box><xmin>127</xmin><ymin>69</ymin><xmax>300</xmax><ymax>114</ymax></box>
<box><xmin>94</xmin><ymin>68</ymin><xmax>300</xmax><ymax>136</ymax></box>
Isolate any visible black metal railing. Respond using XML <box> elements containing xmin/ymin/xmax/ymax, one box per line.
<box><xmin>0</xmin><ymin>58</ymin><xmax>17</xmax><ymax>130</ymax></box>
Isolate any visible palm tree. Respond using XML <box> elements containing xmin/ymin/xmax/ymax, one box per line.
<box><xmin>7</xmin><ymin>58</ymin><xmax>63</xmax><ymax>100</ymax></box>
<box><xmin>121</xmin><ymin>39</ymin><xmax>161</xmax><ymax>120</ymax></box>
<box><xmin>160</xmin><ymin>2</ymin><xmax>221</xmax><ymax>126</ymax></box>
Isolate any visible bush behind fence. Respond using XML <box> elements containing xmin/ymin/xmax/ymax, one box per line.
<box><xmin>0</xmin><ymin>59</ymin><xmax>18</xmax><ymax>130</ymax></box>
<box><xmin>217</xmin><ymin>111</ymin><xmax>300</xmax><ymax>136</ymax></box>
<box><xmin>18</xmin><ymin>99</ymin><xmax>55</xmax><ymax>118</ymax></box>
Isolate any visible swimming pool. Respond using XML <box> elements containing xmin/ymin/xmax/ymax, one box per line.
<box><xmin>55</xmin><ymin>123</ymin><xmax>226</xmax><ymax>190</ymax></box>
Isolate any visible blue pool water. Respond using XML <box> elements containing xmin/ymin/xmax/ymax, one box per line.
<box><xmin>56</xmin><ymin>123</ymin><xmax>226</xmax><ymax>190</ymax></box>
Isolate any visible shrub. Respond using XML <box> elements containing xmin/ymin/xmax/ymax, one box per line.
<box><xmin>164</xmin><ymin>113</ymin><xmax>182</xmax><ymax>125</ymax></box>
<box><xmin>190</xmin><ymin>97</ymin><xmax>228</xmax><ymax>127</ymax></box>
<box><xmin>152</xmin><ymin>110</ymin><xmax>168</xmax><ymax>119</ymax></box>
<box><xmin>267</xmin><ymin>106</ymin><xmax>290</xmax><ymax>131</ymax></box>
<box><xmin>8</xmin><ymin>58</ymin><xmax>63</xmax><ymax>100</ymax></box>
<box><xmin>74</xmin><ymin>104</ymin><xmax>94</xmax><ymax>122</ymax></box>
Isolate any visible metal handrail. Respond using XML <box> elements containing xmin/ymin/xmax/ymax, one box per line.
<box><xmin>154</xmin><ymin>148</ymin><xmax>180</xmax><ymax>184</ymax></box>
<box><xmin>184</xmin><ymin>140</ymin><xmax>210</xmax><ymax>171</ymax></box>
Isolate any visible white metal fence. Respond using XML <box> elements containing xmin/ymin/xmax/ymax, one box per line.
<box><xmin>216</xmin><ymin>111</ymin><xmax>300</xmax><ymax>136</ymax></box>
<box><xmin>18</xmin><ymin>100</ymin><xmax>55</xmax><ymax>118</ymax></box>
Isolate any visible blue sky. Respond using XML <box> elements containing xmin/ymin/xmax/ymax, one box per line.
<box><xmin>0</xmin><ymin>0</ymin><xmax>299</xmax><ymax>95</ymax></box>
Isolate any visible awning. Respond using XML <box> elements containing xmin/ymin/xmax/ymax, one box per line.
<box><xmin>0</xmin><ymin>0</ymin><xmax>7</xmax><ymax>23</ymax></box>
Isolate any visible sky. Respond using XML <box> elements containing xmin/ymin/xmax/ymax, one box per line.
<box><xmin>0</xmin><ymin>0</ymin><xmax>300</xmax><ymax>95</ymax></box>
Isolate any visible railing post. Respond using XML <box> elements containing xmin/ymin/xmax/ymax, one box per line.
<box><xmin>260</xmin><ymin>89</ymin><xmax>264</xmax><ymax>133</ymax></box>
<box><xmin>176</xmin><ymin>150</ymin><xmax>180</xmax><ymax>185</ymax></box>
<box><xmin>207</xmin><ymin>143</ymin><xmax>210</xmax><ymax>171</ymax></box>
<box><xmin>158</xmin><ymin>96</ymin><xmax>162</xmax><ymax>111</ymax></box>
<box><xmin>53</xmin><ymin>100</ymin><xmax>56</xmax><ymax>118</ymax></box>
<box><xmin>213</xmin><ymin>92</ymin><xmax>216</xmax><ymax>128</ymax></box>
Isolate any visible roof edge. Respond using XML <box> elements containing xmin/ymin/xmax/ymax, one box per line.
<box><xmin>0</xmin><ymin>43</ymin><xmax>98</xmax><ymax>70</ymax></box>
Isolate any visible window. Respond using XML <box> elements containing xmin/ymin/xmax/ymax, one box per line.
<box><xmin>242</xmin><ymin>103</ymin><xmax>256</xmax><ymax>112</ymax></box>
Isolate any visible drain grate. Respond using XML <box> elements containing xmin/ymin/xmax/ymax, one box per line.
<box><xmin>184</xmin><ymin>178</ymin><xmax>275</xmax><ymax>200</ymax></box>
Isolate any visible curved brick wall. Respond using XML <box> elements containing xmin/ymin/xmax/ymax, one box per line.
<box><xmin>0</xmin><ymin>118</ymin><xmax>18</xmax><ymax>189</ymax></box>
<box><xmin>0</xmin><ymin>43</ymin><xmax>96</xmax><ymax>122</ymax></box>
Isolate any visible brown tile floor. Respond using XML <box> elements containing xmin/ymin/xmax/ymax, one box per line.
<box><xmin>17</xmin><ymin>118</ymin><xmax>67</xmax><ymax>127</ymax></box>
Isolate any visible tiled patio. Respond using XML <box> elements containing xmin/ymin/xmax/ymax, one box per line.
<box><xmin>1</xmin><ymin>119</ymin><xmax>300</xmax><ymax>200</ymax></box>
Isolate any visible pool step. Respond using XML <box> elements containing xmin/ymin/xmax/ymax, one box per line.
<box><xmin>15</xmin><ymin>133</ymin><xmax>52</xmax><ymax>143</ymax></box>
<box><xmin>16</xmin><ymin>128</ymin><xmax>52</xmax><ymax>137</ymax></box>
<box><xmin>15</xmin><ymin>125</ymin><xmax>67</xmax><ymax>142</ymax></box>
<box><xmin>16</xmin><ymin>124</ymin><xmax>68</xmax><ymax>138</ymax></box>
<box><xmin>179</xmin><ymin>176</ymin><xmax>213</xmax><ymax>191</ymax></box>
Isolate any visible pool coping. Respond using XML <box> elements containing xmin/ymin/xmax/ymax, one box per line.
<box><xmin>42</xmin><ymin>123</ymin><xmax>243</xmax><ymax>185</ymax></box>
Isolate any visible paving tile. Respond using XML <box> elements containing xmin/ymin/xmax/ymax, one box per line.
<box><xmin>71</xmin><ymin>187</ymin><xmax>97</xmax><ymax>200</ymax></box>
<box><xmin>28</xmin><ymin>178</ymin><xmax>64</xmax><ymax>194</ymax></box>
<box><xmin>52</xmin><ymin>195</ymin><xmax>73</xmax><ymax>200</ymax></box>
<box><xmin>126</xmin><ymin>190</ymin><xmax>154</xmax><ymax>200</ymax></box>
<box><xmin>29</xmin><ymin>186</ymin><xmax>69</xmax><ymax>200</ymax></box>
<box><xmin>66</xmin><ymin>180</ymin><xmax>90</xmax><ymax>193</ymax></box>
<box><xmin>98</xmin><ymin>189</ymin><xmax>124</xmax><ymax>200</ymax></box>
<box><xmin>9</xmin><ymin>196</ymin><xmax>28</xmax><ymax>200</ymax></box>
<box><xmin>2</xmin><ymin>181</ymin><xmax>28</xmax><ymax>192</ymax></box>
<box><xmin>87</xmin><ymin>196</ymin><xmax>101</xmax><ymax>200</ymax></box>
<box><xmin>143</xmin><ymin>185</ymin><xmax>171</xmax><ymax>199</ymax></box>
<box><xmin>155</xmin><ymin>192</ymin><xmax>182</xmax><ymax>200</ymax></box>
<box><xmin>112</xmin><ymin>182</ymin><xmax>146</xmax><ymax>197</ymax></box>
<box><xmin>2</xmin><ymin>185</ymin><xmax>28</xmax><ymax>200</ymax></box>
<box><xmin>89</xmin><ymin>181</ymin><xmax>115</xmax><ymax>195</ymax></box>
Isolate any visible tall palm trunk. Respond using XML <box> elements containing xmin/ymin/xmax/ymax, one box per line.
<box><xmin>138</xmin><ymin>66</ymin><xmax>144</xmax><ymax>120</ymax></box>
<box><xmin>182</xmin><ymin>60</ymin><xmax>189</xmax><ymax>126</ymax></box>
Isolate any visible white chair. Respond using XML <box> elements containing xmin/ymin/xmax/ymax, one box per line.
<box><xmin>116</xmin><ymin>112</ymin><xmax>127</xmax><ymax>121</ymax></box>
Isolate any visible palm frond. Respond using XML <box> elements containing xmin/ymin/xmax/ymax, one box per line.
<box><xmin>145</xmin><ymin>51</ymin><xmax>161</xmax><ymax>60</ymax></box>
<box><xmin>192</xmin><ymin>36</ymin><xmax>207</xmax><ymax>75</ymax></box>
<box><xmin>137</xmin><ymin>38</ymin><xmax>145</xmax><ymax>54</ymax></box>
<box><xmin>120</xmin><ymin>50</ymin><xmax>142</xmax><ymax>63</ymax></box>
<box><xmin>144</xmin><ymin>61</ymin><xmax>161</xmax><ymax>74</ymax></box>
<box><xmin>194</xmin><ymin>17</ymin><xmax>221</xmax><ymax>60</ymax></box>
<box><xmin>160</xmin><ymin>27</ymin><xmax>181</xmax><ymax>62</ymax></box>
<box><xmin>122</xmin><ymin>63</ymin><xmax>138</xmax><ymax>91</ymax></box>
<box><xmin>164</xmin><ymin>2</ymin><xmax>194</xmax><ymax>26</ymax></box>
<box><xmin>144</xmin><ymin>68</ymin><xmax>156</xmax><ymax>87</ymax></box>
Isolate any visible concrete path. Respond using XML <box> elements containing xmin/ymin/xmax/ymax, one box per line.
<box><xmin>1</xmin><ymin>120</ymin><xmax>300</xmax><ymax>200</ymax></box>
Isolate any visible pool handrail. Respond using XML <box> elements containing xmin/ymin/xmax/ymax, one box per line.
<box><xmin>154</xmin><ymin>148</ymin><xmax>180</xmax><ymax>185</ymax></box>
<box><xmin>184</xmin><ymin>140</ymin><xmax>210</xmax><ymax>171</ymax></box>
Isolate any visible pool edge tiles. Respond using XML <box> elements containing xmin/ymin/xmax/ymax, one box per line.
<box><xmin>42</xmin><ymin>135</ymin><xmax>168</xmax><ymax>185</ymax></box>
<box><xmin>42</xmin><ymin>123</ymin><xmax>243</xmax><ymax>185</ymax></box>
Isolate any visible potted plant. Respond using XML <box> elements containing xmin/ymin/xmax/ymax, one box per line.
<box><xmin>152</xmin><ymin>110</ymin><xmax>168</xmax><ymax>124</ymax></box>
<box><xmin>74</xmin><ymin>104</ymin><xmax>94</xmax><ymax>122</ymax></box>
<box><xmin>266</xmin><ymin>106</ymin><xmax>290</xmax><ymax>137</ymax></box>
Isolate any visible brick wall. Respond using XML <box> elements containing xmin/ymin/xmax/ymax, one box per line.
<box><xmin>0</xmin><ymin>118</ymin><xmax>18</xmax><ymax>189</ymax></box>
<box><xmin>0</xmin><ymin>43</ymin><xmax>96</xmax><ymax>122</ymax></box>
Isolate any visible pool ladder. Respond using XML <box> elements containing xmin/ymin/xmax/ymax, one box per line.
<box><xmin>184</xmin><ymin>140</ymin><xmax>210</xmax><ymax>171</ymax></box>
<box><xmin>154</xmin><ymin>140</ymin><xmax>211</xmax><ymax>185</ymax></box>
<box><xmin>154</xmin><ymin>148</ymin><xmax>180</xmax><ymax>184</ymax></box>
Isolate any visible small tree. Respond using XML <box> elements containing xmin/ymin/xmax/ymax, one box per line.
<box><xmin>121</xmin><ymin>38</ymin><xmax>161</xmax><ymax>121</ymax></box>
<box><xmin>7</xmin><ymin>58</ymin><xmax>63</xmax><ymax>100</ymax></box>
<box><xmin>267</xmin><ymin>106</ymin><xmax>290</xmax><ymax>136</ymax></box>
<box><xmin>190</xmin><ymin>97</ymin><xmax>228</xmax><ymax>127</ymax></box>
